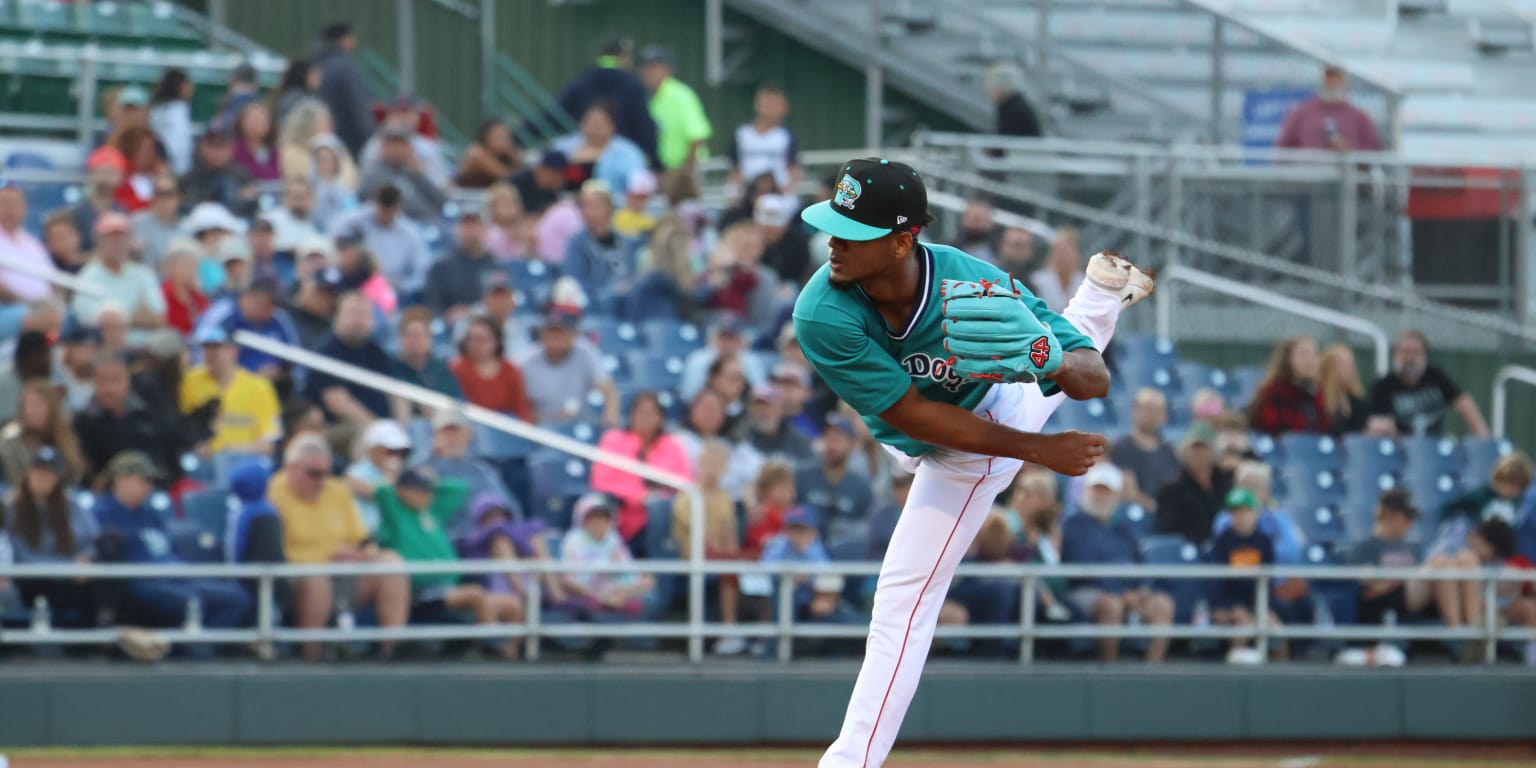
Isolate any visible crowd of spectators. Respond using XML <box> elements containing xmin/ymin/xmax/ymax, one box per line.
<box><xmin>0</xmin><ymin>24</ymin><xmax>1532</xmax><ymax>666</ymax></box>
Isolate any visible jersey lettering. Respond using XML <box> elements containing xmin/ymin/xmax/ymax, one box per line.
<box><xmin>901</xmin><ymin>353</ymin><xmax>964</xmax><ymax>393</ymax></box>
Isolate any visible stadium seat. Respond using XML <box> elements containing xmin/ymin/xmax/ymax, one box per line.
<box><xmin>1402</xmin><ymin>436</ymin><xmax>1465</xmax><ymax>478</ymax></box>
<box><xmin>170</xmin><ymin>528</ymin><xmax>223</xmax><ymax>564</ymax></box>
<box><xmin>180</xmin><ymin>452</ymin><xmax>217</xmax><ymax>486</ymax></box>
<box><xmin>1463</xmin><ymin>437</ymin><xmax>1514</xmax><ymax>484</ymax></box>
<box><xmin>3</xmin><ymin>150</ymin><xmax>53</xmax><ymax>170</ymax></box>
<box><xmin>1175</xmin><ymin>361</ymin><xmax>1232</xmax><ymax>398</ymax></box>
<box><xmin>584</xmin><ymin>318</ymin><xmax>641</xmax><ymax>356</ymax></box>
<box><xmin>1280</xmin><ymin>433</ymin><xmax>1344</xmax><ymax>470</ymax></box>
<box><xmin>1117</xmin><ymin>503</ymin><xmax>1153</xmax><ymax>541</ymax></box>
<box><xmin>1248</xmin><ymin>432</ymin><xmax>1281</xmax><ymax>463</ymax></box>
<box><xmin>1229</xmin><ymin>366</ymin><xmax>1266</xmax><ymax>405</ymax></box>
<box><xmin>641</xmin><ymin>320</ymin><xmax>703</xmax><ymax>357</ymax></box>
<box><xmin>473</xmin><ymin>423</ymin><xmax>536</xmax><ymax>461</ymax></box>
<box><xmin>1290</xmin><ymin>503</ymin><xmax>1349</xmax><ymax>545</ymax></box>
<box><xmin>1342</xmin><ymin>435</ymin><xmax>1406</xmax><ymax>480</ymax></box>
<box><xmin>624</xmin><ymin>352</ymin><xmax>686</xmax><ymax>393</ymax></box>
<box><xmin>1284</xmin><ymin>467</ymin><xmax>1348</xmax><ymax>507</ymax></box>
<box><xmin>1049</xmin><ymin>397</ymin><xmax>1120</xmax><ymax>434</ymax></box>
<box><xmin>180</xmin><ymin>489</ymin><xmax>235</xmax><ymax>539</ymax></box>
<box><xmin>1114</xmin><ymin>335</ymin><xmax>1179</xmax><ymax>370</ymax></box>
<box><xmin>541</xmin><ymin>420</ymin><xmax>600</xmax><ymax>446</ymax></box>
<box><xmin>528</xmin><ymin>454</ymin><xmax>591</xmax><ymax>527</ymax></box>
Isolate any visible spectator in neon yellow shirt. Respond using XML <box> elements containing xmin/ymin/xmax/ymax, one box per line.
<box><xmin>639</xmin><ymin>45</ymin><xmax>712</xmax><ymax>172</ymax></box>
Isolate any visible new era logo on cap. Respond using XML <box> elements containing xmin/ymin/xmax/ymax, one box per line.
<box><xmin>801</xmin><ymin>157</ymin><xmax>934</xmax><ymax>242</ymax></box>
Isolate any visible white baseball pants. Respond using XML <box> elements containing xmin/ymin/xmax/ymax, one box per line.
<box><xmin>820</xmin><ymin>280</ymin><xmax>1126</xmax><ymax>768</ymax></box>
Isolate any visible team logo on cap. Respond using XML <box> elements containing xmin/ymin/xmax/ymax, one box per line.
<box><xmin>834</xmin><ymin>174</ymin><xmax>862</xmax><ymax>210</ymax></box>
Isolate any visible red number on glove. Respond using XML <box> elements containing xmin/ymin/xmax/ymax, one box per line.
<box><xmin>1029</xmin><ymin>336</ymin><xmax>1051</xmax><ymax>369</ymax></box>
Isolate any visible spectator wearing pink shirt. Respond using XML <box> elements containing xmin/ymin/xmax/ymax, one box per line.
<box><xmin>1276</xmin><ymin>66</ymin><xmax>1383</xmax><ymax>152</ymax></box>
<box><xmin>590</xmin><ymin>392</ymin><xmax>692</xmax><ymax>552</ymax></box>
<box><xmin>0</xmin><ymin>186</ymin><xmax>58</xmax><ymax>337</ymax></box>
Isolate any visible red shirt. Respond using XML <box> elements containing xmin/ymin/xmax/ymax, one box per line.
<box><xmin>1250</xmin><ymin>378</ymin><xmax>1331</xmax><ymax>435</ymax></box>
<box><xmin>450</xmin><ymin>357</ymin><xmax>534</xmax><ymax>421</ymax></box>
<box><xmin>161</xmin><ymin>280</ymin><xmax>209</xmax><ymax>334</ymax></box>
<box><xmin>744</xmin><ymin>504</ymin><xmax>787</xmax><ymax>558</ymax></box>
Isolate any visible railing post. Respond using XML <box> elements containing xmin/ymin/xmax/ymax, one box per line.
<box><xmin>395</xmin><ymin>0</ymin><xmax>417</xmax><ymax>96</ymax></box>
<box><xmin>1132</xmin><ymin>151</ymin><xmax>1152</xmax><ymax>261</ymax></box>
<box><xmin>1517</xmin><ymin>168</ymin><xmax>1534</xmax><ymax>330</ymax></box>
<box><xmin>525</xmin><ymin>566</ymin><xmax>542</xmax><ymax>662</ymax></box>
<box><xmin>77</xmin><ymin>52</ymin><xmax>98</xmax><ymax>158</ymax></box>
<box><xmin>776</xmin><ymin>572</ymin><xmax>795</xmax><ymax>664</ymax></box>
<box><xmin>1483</xmin><ymin>572</ymin><xmax>1499</xmax><ymax>664</ymax></box>
<box><xmin>1338</xmin><ymin>156</ymin><xmax>1358</xmax><ymax>278</ymax></box>
<box><xmin>479</xmin><ymin>0</ymin><xmax>496</xmax><ymax>118</ymax></box>
<box><xmin>705</xmin><ymin>0</ymin><xmax>724</xmax><ymax>86</ymax></box>
<box><xmin>865</xmin><ymin>0</ymin><xmax>886</xmax><ymax>151</ymax></box>
<box><xmin>256</xmin><ymin>571</ymin><xmax>274</xmax><ymax>661</ymax></box>
<box><xmin>1018</xmin><ymin>574</ymin><xmax>1037</xmax><ymax>665</ymax></box>
<box><xmin>1166</xmin><ymin>155</ymin><xmax>1184</xmax><ymax>266</ymax></box>
<box><xmin>1037</xmin><ymin>0</ymin><xmax>1052</xmax><ymax>75</ymax></box>
<box><xmin>1210</xmin><ymin>16</ymin><xmax>1226</xmax><ymax>143</ymax></box>
<box><xmin>1255</xmin><ymin>573</ymin><xmax>1270</xmax><ymax>660</ymax></box>
<box><xmin>207</xmin><ymin>0</ymin><xmax>228</xmax><ymax>51</ymax></box>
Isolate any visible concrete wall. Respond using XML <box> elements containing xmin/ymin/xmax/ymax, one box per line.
<box><xmin>3</xmin><ymin>664</ymin><xmax>1533</xmax><ymax>747</ymax></box>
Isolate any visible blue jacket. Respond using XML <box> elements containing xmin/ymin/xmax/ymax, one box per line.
<box><xmin>1060</xmin><ymin>512</ymin><xmax>1144</xmax><ymax>594</ymax></box>
<box><xmin>761</xmin><ymin>534</ymin><xmax>830</xmax><ymax>607</ymax></box>
<box><xmin>193</xmin><ymin>299</ymin><xmax>302</xmax><ymax>373</ymax></box>
<box><xmin>93</xmin><ymin>492</ymin><xmax>178</xmax><ymax>565</ymax></box>
<box><xmin>554</xmin><ymin>64</ymin><xmax>659</xmax><ymax>166</ymax></box>
<box><xmin>1517</xmin><ymin>483</ymin><xmax>1536</xmax><ymax>562</ymax></box>
<box><xmin>226</xmin><ymin>460</ymin><xmax>278</xmax><ymax>563</ymax></box>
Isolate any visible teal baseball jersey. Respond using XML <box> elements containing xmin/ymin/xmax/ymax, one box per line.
<box><xmin>792</xmin><ymin>243</ymin><xmax>1095</xmax><ymax>457</ymax></box>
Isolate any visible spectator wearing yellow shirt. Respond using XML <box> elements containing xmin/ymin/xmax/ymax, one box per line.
<box><xmin>267</xmin><ymin>433</ymin><xmax>409</xmax><ymax>661</ymax></box>
<box><xmin>613</xmin><ymin>169</ymin><xmax>658</xmax><ymax>238</ymax></box>
<box><xmin>178</xmin><ymin>326</ymin><xmax>281</xmax><ymax>455</ymax></box>
<box><xmin>639</xmin><ymin>46</ymin><xmax>711</xmax><ymax>177</ymax></box>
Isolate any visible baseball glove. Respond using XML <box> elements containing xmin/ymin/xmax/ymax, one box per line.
<box><xmin>940</xmin><ymin>277</ymin><xmax>1063</xmax><ymax>383</ymax></box>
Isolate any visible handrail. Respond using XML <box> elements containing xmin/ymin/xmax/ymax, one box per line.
<box><xmin>0</xmin><ymin>38</ymin><xmax>285</xmax><ymax>72</ymax></box>
<box><xmin>495</xmin><ymin>53</ymin><xmax>578</xmax><ymax>137</ymax></box>
<box><xmin>1178</xmin><ymin>0</ymin><xmax>1402</xmax><ymax>98</ymax></box>
<box><xmin>1491</xmin><ymin>365</ymin><xmax>1536</xmax><ymax>439</ymax></box>
<box><xmin>1156</xmin><ymin>264</ymin><xmax>1390</xmax><ymax>374</ymax></box>
<box><xmin>229</xmin><ymin>332</ymin><xmax>712</xmax><ymax>662</ymax></box>
<box><xmin>0</xmin><ymin>252</ymin><xmax>106</xmax><ymax>297</ymax></box>
<box><xmin>4</xmin><ymin>560</ymin><xmax>1533</xmax><ymax>660</ymax></box>
<box><xmin>913</xmin><ymin>153</ymin><xmax>1536</xmax><ymax>344</ymax></box>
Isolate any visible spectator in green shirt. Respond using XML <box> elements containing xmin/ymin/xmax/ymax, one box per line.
<box><xmin>639</xmin><ymin>46</ymin><xmax>712</xmax><ymax>173</ymax></box>
<box><xmin>375</xmin><ymin>466</ymin><xmax>525</xmax><ymax>657</ymax></box>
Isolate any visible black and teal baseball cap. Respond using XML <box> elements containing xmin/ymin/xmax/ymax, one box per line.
<box><xmin>801</xmin><ymin>157</ymin><xmax>933</xmax><ymax>242</ymax></box>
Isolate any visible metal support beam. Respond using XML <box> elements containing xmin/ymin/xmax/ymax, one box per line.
<box><xmin>706</xmin><ymin>0</ymin><xmax>724</xmax><ymax>86</ymax></box>
<box><xmin>77</xmin><ymin>54</ymin><xmax>97</xmax><ymax>159</ymax></box>
<box><xmin>866</xmin><ymin>0</ymin><xmax>885</xmax><ymax>150</ymax></box>
<box><xmin>208</xmin><ymin>0</ymin><xmax>228</xmax><ymax>52</ymax></box>
<box><xmin>1521</xmin><ymin>170</ymin><xmax>1535</xmax><ymax>330</ymax></box>
<box><xmin>396</xmin><ymin>0</ymin><xmax>417</xmax><ymax>96</ymax></box>
<box><xmin>1037</xmin><ymin>0</ymin><xmax>1051</xmax><ymax>74</ymax></box>
<box><xmin>480</xmin><ymin>0</ymin><xmax>496</xmax><ymax>118</ymax></box>
<box><xmin>1338</xmin><ymin>158</ymin><xmax>1358</xmax><ymax>279</ymax></box>
<box><xmin>1211</xmin><ymin>16</ymin><xmax>1226</xmax><ymax>143</ymax></box>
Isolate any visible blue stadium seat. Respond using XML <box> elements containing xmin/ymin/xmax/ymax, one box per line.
<box><xmin>624</xmin><ymin>352</ymin><xmax>686</xmax><ymax>392</ymax></box>
<box><xmin>1049</xmin><ymin>397</ymin><xmax>1120</xmax><ymax>433</ymax></box>
<box><xmin>5</xmin><ymin>151</ymin><xmax>55</xmax><ymax>170</ymax></box>
<box><xmin>1114</xmin><ymin>335</ymin><xmax>1179</xmax><ymax>370</ymax></box>
<box><xmin>1284</xmin><ymin>467</ymin><xmax>1348</xmax><ymax>507</ymax></box>
<box><xmin>170</xmin><ymin>528</ymin><xmax>223</xmax><ymax>563</ymax></box>
<box><xmin>1117</xmin><ymin>503</ymin><xmax>1153</xmax><ymax>541</ymax></box>
<box><xmin>584</xmin><ymin>318</ymin><xmax>641</xmax><ymax>356</ymax></box>
<box><xmin>1463</xmin><ymin>437</ymin><xmax>1514</xmax><ymax>484</ymax></box>
<box><xmin>181</xmin><ymin>489</ymin><xmax>234</xmax><ymax>538</ymax></box>
<box><xmin>619</xmin><ymin>387</ymin><xmax>684</xmax><ymax>422</ymax></box>
<box><xmin>599</xmin><ymin>351</ymin><xmax>632</xmax><ymax>384</ymax></box>
<box><xmin>180</xmin><ymin>453</ymin><xmax>217</xmax><ymax>486</ymax></box>
<box><xmin>528</xmin><ymin>454</ymin><xmax>591</xmax><ymax>527</ymax></box>
<box><xmin>541</xmin><ymin>420</ymin><xmax>600</xmax><ymax>446</ymax></box>
<box><xmin>1343</xmin><ymin>435</ymin><xmax>1406</xmax><ymax>480</ymax></box>
<box><xmin>1229</xmin><ymin>366</ymin><xmax>1266</xmax><ymax>405</ymax></box>
<box><xmin>1405</xmin><ymin>471</ymin><xmax>1461</xmax><ymax>526</ymax></box>
<box><xmin>504</xmin><ymin>258</ymin><xmax>555</xmax><ymax>294</ymax></box>
<box><xmin>1248</xmin><ymin>432</ymin><xmax>1280</xmax><ymax>463</ymax></box>
<box><xmin>641</xmin><ymin>320</ymin><xmax>703</xmax><ymax>357</ymax></box>
<box><xmin>1139</xmin><ymin>535</ymin><xmax>1208</xmax><ymax>625</ymax></box>
<box><xmin>1402</xmin><ymin>436</ymin><xmax>1465</xmax><ymax>478</ymax></box>
<box><xmin>473</xmin><ymin>423</ymin><xmax>536</xmax><ymax>461</ymax></box>
<box><xmin>1280</xmin><ymin>433</ymin><xmax>1344</xmax><ymax>470</ymax></box>
<box><xmin>1290</xmin><ymin>503</ymin><xmax>1349</xmax><ymax>545</ymax></box>
<box><xmin>1175</xmin><ymin>361</ymin><xmax>1231</xmax><ymax>398</ymax></box>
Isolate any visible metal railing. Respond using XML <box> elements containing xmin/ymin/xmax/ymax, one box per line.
<box><xmin>1156</xmin><ymin>264</ymin><xmax>1391</xmax><ymax>374</ymax></box>
<box><xmin>911</xmin><ymin>133</ymin><xmax>1536</xmax><ymax>346</ymax></box>
<box><xmin>1492</xmin><ymin>365</ymin><xmax>1536</xmax><ymax>440</ymax></box>
<box><xmin>3</xmin><ymin>560</ymin><xmax>1533</xmax><ymax>664</ymax></box>
<box><xmin>0</xmin><ymin>38</ymin><xmax>285</xmax><ymax>156</ymax></box>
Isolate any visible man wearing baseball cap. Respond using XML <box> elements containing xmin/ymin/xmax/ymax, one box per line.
<box><xmin>71</xmin><ymin>212</ymin><xmax>167</xmax><ymax>337</ymax></box>
<box><xmin>91</xmin><ymin>450</ymin><xmax>254</xmax><ymax>633</ymax></box>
